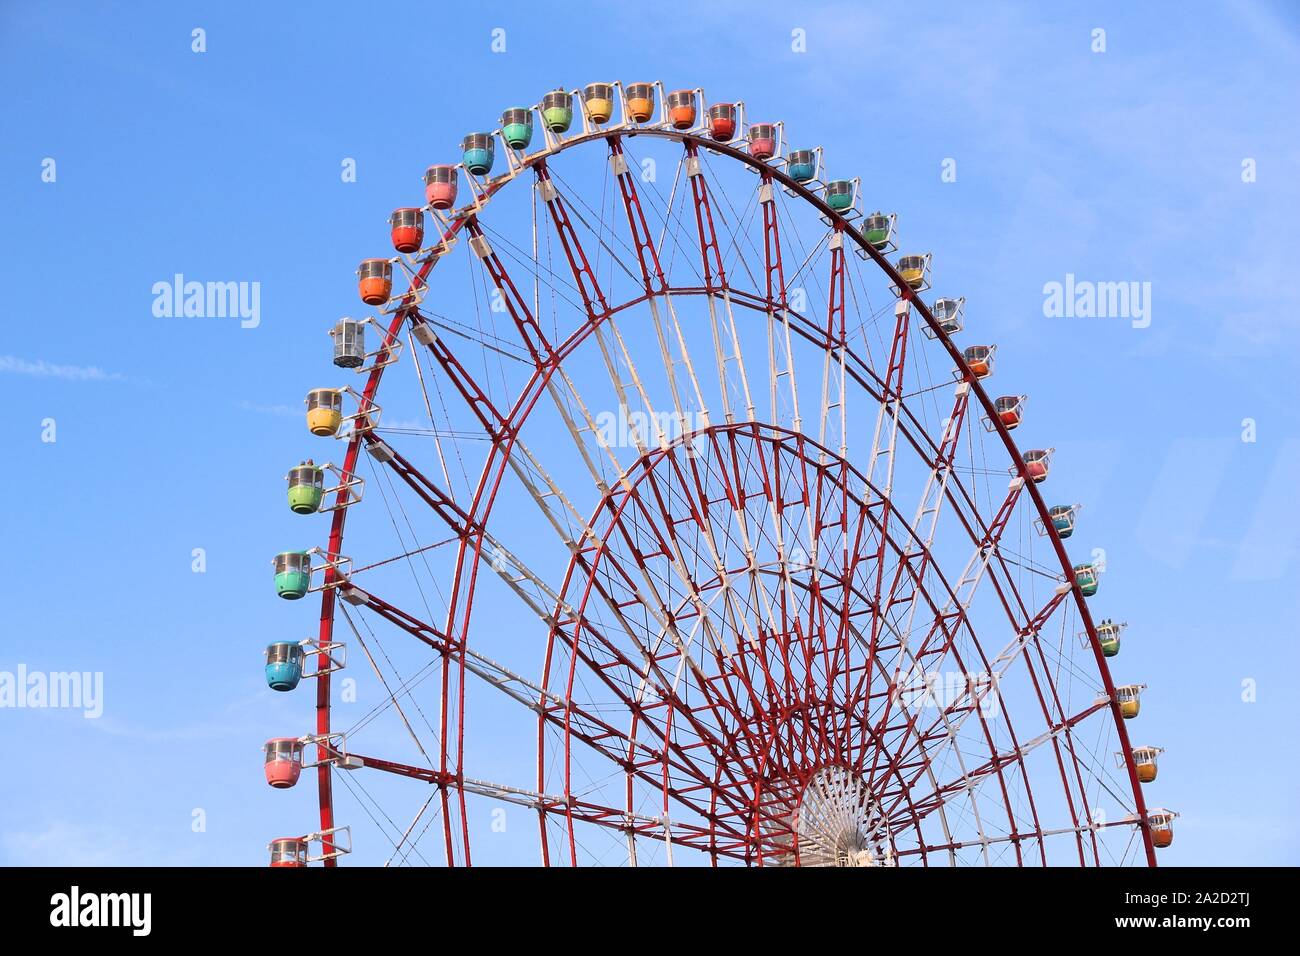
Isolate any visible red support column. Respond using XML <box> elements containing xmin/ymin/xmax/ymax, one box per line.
<box><xmin>609</xmin><ymin>135</ymin><xmax>667</xmax><ymax>294</ymax></box>
<box><xmin>535</xmin><ymin>161</ymin><xmax>610</xmax><ymax>320</ymax></box>
<box><xmin>684</xmin><ymin>142</ymin><xmax>727</xmax><ymax>291</ymax></box>
<box><xmin>464</xmin><ymin>217</ymin><xmax>555</xmax><ymax>366</ymax></box>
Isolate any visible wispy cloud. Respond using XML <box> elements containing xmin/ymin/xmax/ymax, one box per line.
<box><xmin>237</xmin><ymin>399</ymin><xmax>299</xmax><ymax>417</ymax></box>
<box><xmin>0</xmin><ymin>355</ymin><xmax>127</xmax><ymax>382</ymax></box>
<box><xmin>1</xmin><ymin>820</ymin><xmax>202</xmax><ymax>866</ymax></box>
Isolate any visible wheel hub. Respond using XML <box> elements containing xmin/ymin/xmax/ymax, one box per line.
<box><xmin>791</xmin><ymin>766</ymin><xmax>893</xmax><ymax>866</ymax></box>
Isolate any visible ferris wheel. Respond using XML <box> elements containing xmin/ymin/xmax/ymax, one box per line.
<box><xmin>262</xmin><ymin>81</ymin><xmax>1174</xmax><ymax>868</ymax></box>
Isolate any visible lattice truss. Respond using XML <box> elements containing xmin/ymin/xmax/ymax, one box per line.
<box><xmin>281</xmin><ymin>120</ymin><xmax>1153</xmax><ymax>868</ymax></box>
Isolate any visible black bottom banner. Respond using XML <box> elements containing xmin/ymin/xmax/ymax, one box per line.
<box><xmin>0</xmin><ymin>865</ymin><xmax>1274</xmax><ymax>941</ymax></box>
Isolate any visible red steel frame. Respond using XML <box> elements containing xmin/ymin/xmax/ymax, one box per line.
<box><xmin>302</xmin><ymin>126</ymin><xmax>1157</xmax><ymax>867</ymax></box>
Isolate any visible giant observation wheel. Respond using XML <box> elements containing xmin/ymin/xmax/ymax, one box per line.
<box><xmin>262</xmin><ymin>82</ymin><xmax>1174</xmax><ymax>867</ymax></box>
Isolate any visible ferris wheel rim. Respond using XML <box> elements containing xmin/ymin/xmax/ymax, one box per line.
<box><xmin>301</xmin><ymin>120</ymin><xmax>1156</xmax><ymax>866</ymax></box>
<box><xmin>540</xmin><ymin>419</ymin><xmax>1057</xmax><ymax>865</ymax></box>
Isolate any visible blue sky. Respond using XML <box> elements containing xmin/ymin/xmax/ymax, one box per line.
<box><xmin>2</xmin><ymin>0</ymin><xmax>1298</xmax><ymax>866</ymax></box>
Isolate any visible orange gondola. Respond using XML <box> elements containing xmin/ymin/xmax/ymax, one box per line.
<box><xmin>357</xmin><ymin>258</ymin><xmax>392</xmax><ymax>305</ymax></box>
<box><xmin>665</xmin><ymin>89</ymin><xmax>696</xmax><ymax>129</ymax></box>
